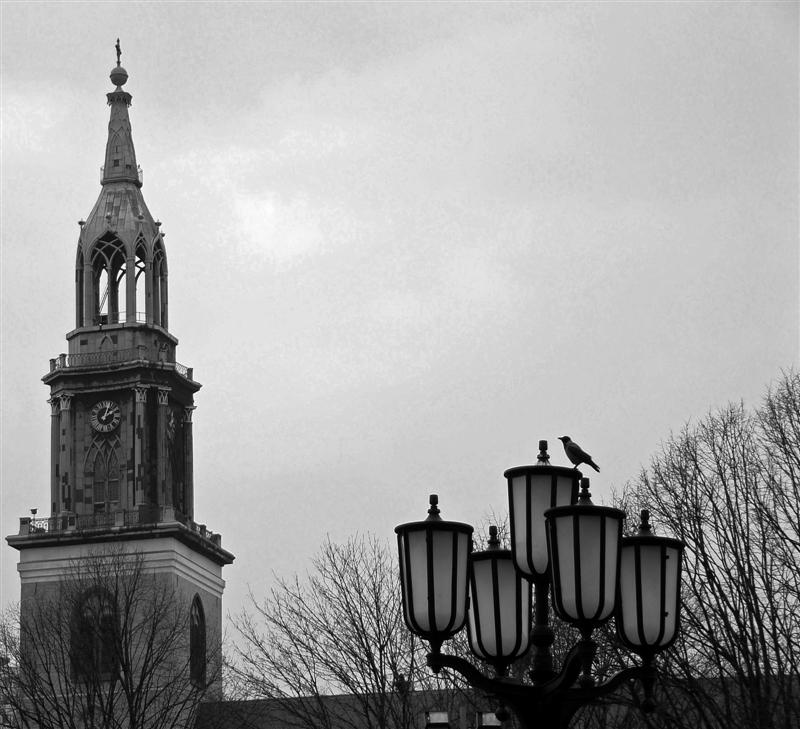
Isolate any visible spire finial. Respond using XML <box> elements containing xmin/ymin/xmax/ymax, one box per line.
<box><xmin>109</xmin><ymin>40</ymin><xmax>129</xmax><ymax>88</ymax></box>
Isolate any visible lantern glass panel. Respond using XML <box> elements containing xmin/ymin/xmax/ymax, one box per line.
<box><xmin>550</xmin><ymin>515</ymin><xmax>577</xmax><ymax>617</ymax></box>
<box><xmin>431</xmin><ymin>530</ymin><xmax>470</xmax><ymax>632</ymax></box>
<box><xmin>468</xmin><ymin>556</ymin><xmax>530</xmax><ymax>661</ymax></box>
<box><xmin>579</xmin><ymin>514</ymin><xmax>620</xmax><ymax>620</ymax></box>
<box><xmin>507</xmin><ymin>467</ymin><xmax>578</xmax><ymax>580</ymax></box>
<box><xmin>662</xmin><ymin>544</ymin><xmax>681</xmax><ymax>640</ymax></box>
<box><xmin>618</xmin><ymin>547</ymin><xmax>637</xmax><ymax>640</ymax></box>
<box><xmin>496</xmin><ymin>559</ymin><xmax>527</xmax><ymax>653</ymax></box>
<box><xmin>401</xmin><ymin>529</ymin><xmax>431</xmax><ymax>630</ymax></box>
<box><xmin>547</xmin><ymin>507</ymin><xmax>623</xmax><ymax>625</ymax></box>
<box><xmin>619</xmin><ymin>541</ymin><xmax>682</xmax><ymax>650</ymax></box>
<box><xmin>469</xmin><ymin>559</ymin><xmax>495</xmax><ymax>654</ymax></box>
<box><xmin>638</xmin><ymin>545</ymin><xmax>664</xmax><ymax>643</ymax></box>
<box><xmin>509</xmin><ymin>474</ymin><xmax>551</xmax><ymax>575</ymax></box>
<box><xmin>397</xmin><ymin>521</ymin><xmax>472</xmax><ymax>641</ymax></box>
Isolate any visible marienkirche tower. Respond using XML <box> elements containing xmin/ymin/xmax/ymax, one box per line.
<box><xmin>7</xmin><ymin>45</ymin><xmax>233</xmax><ymax>703</ymax></box>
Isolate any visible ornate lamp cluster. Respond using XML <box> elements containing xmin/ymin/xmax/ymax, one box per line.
<box><xmin>395</xmin><ymin>440</ymin><xmax>684</xmax><ymax>729</ymax></box>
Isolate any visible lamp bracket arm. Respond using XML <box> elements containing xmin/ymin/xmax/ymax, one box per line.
<box><xmin>426</xmin><ymin>653</ymin><xmax>537</xmax><ymax>701</ymax></box>
<box><xmin>562</xmin><ymin>665</ymin><xmax>647</xmax><ymax>703</ymax></box>
<box><xmin>537</xmin><ymin>643</ymin><xmax>584</xmax><ymax>695</ymax></box>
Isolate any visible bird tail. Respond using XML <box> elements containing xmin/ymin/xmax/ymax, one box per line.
<box><xmin>587</xmin><ymin>459</ymin><xmax>600</xmax><ymax>472</ymax></box>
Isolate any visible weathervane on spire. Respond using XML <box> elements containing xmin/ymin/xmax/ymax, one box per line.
<box><xmin>115</xmin><ymin>38</ymin><xmax>121</xmax><ymax>65</ymax></box>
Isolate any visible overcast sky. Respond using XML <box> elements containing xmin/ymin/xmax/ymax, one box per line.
<box><xmin>1</xmin><ymin>2</ymin><xmax>797</xmax><ymax>627</ymax></box>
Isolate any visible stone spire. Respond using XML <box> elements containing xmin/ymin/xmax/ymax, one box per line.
<box><xmin>81</xmin><ymin>46</ymin><xmax>156</xmax><ymax>245</ymax></box>
<box><xmin>101</xmin><ymin>39</ymin><xmax>141</xmax><ymax>188</ymax></box>
<box><xmin>76</xmin><ymin>43</ymin><xmax>165</xmax><ymax>329</ymax></box>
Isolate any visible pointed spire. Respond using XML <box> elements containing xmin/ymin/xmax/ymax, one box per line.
<box><xmin>102</xmin><ymin>39</ymin><xmax>141</xmax><ymax>188</ymax></box>
<box><xmin>81</xmin><ymin>43</ymin><xmax>158</xmax><ymax>248</ymax></box>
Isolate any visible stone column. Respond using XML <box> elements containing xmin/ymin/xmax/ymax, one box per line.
<box><xmin>183</xmin><ymin>406</ymin><xmax>196</xmax><ymax>519</ymax></box>
<box><xmin>160</xmin><ymin>270</ymin><xmax>169</xmax><ymax>329</ymax></box>
<box><xmin>156</xmin><ymin>387</ymin><xmax>171</xmax><ymax>508</ymax></box>
<box><xmin>126</xmin><ymin>254</ymin><xmax>136</xmax><ymax>323</ymax></box>
<box><xmin>133</xmin><ymin>387</ymin><xmax>148</xmax><ymax>506</ymax></box>
<box><xmin>144</xmin><ymin>260</ymin><xmax>154</xmax><ymax>325</ymax></box>
<box><xmin>58</xmin><ymin>394</ymin><xmax>73</xmax><ymax>515</ymax></box>
<box><xmin>49</xmin><ymin>397</ymin><xmax>60</xmax><ymax>513</ymax></box>
<box><xmin>83</xmin><ymin>261</ymin><xmax>93</xmax><ymax>326</ymax></box>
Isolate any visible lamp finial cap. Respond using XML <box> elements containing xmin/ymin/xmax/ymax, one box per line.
<box><xmin>426</xmin><ymin>494</ymin><xmax>441</xmax><ymax>521</ymax></box>
<box><xmin>578</xmin><ymin>477</ymin><xmax>593</xmax><ymax>504</ymax></box>
<box><xmin>638</xmin><ymin>509</ymin><xmax>653</xmax><ymax>535</ymax></box>
<box><xmin>536</xmin><ymin>440</ymin><xmax>550</xmax><ymax>464</ymax></box>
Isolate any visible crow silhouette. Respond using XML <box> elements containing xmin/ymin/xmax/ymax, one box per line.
<box><xmin>558</xmin><ymin>436</ymin><xmax>600</xmax><ymax>472</ymax></box>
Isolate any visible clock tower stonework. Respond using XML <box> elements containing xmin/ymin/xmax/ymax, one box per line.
<box><xmin>7</xmin><ymin>53</ymin><xmax>233</xmax><ymax>699</ymax></box>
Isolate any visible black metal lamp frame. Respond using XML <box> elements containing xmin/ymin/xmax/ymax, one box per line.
<box><xmin>396</xmin><ymin>440</ymin><xmax>682</xmax><ymax>729</ymax></box>
<box><xmin>427</xmin><ymin>644</ymin><xmax>654</xmax><ymax>729</ymax></box>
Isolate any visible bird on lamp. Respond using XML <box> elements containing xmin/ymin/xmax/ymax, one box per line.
<box><xmin>558</xmin><ymin>436</ymin><xmax>600</xmax><ymax>472</ymax></box>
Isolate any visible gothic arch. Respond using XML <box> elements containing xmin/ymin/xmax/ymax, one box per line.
<box><xmin>189</xmin><ymin>594</ymin><xmax>206</xmax><ymax>686</ymax></box>
<box><xmin>89</xmin><ymin>233</ymin><xmax>126</xmax><ymax>324</ymax></box>
<box><xmin>70</xmin><ymin>588</ymin><xmax>118</xmax><ymax>680</ymax></box>
<box><xmin>153</xmin><ymin>239</ymin><xmax>167</xmax><ymax>328</ymax></box>
<box><xmin>134</xmin><ymin>237</ymin><xmax>147</xmax><ymax>322</ymax></box>
<box><xmin>84</xmin><ymin>435</ymin><xmax>122</xmax><ymax>513</ymax></box>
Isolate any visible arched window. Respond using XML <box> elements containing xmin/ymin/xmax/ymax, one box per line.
<box><xmin>153</xmin><ymin>240</ymin><xmax>167</xmax><ymax>328</ymax></box>
<box><xmin>90</xmin><ymin>235</ymin><xmax>126</xmax><ymax>324</ymax></box>
<box><xmin>189</xmin><ymin>595</ymin><xmax>206</xmax><ymax>686</ymax></box>
<box><xmin>71</xmin><ymin>589</ymin><xmax>118</xmax><ymax>680</ymax></box>
<box><xmin>84</xmin><ymin>438</ymin><xmax>121</xmax><ymax>514</ymax></box>
<box><xmin>97</xmin><ymin>266</ymin><xmax>111</xmax><ymax>318</ymax></box>
<box><xmin>134</xmin><ymin>239</ymin><xmax>147</xmax><ymax>323</ymax></box>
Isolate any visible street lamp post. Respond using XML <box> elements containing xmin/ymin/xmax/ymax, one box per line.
<box><xmin>395</xmin><ymin>440</ymin><xmax>684</xmax><ymax>729</ymax></box>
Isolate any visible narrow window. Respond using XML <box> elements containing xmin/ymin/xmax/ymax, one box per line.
<box><xmin>92</xmin><ymin>454</ymin><xmax>107</xmax><ymax>513</ymax></box>
<box><xmin>134</xmin><ymin>241</ymin><xmax>147</xmax><ymax>322</ymax></box>
<box><xmin>189</xmin><ymin>595</ymin><xmax>206</xmax><ymax>686</ymax></box>
<box><xmin>71</xmin><ymin>590</ymin><xmax>117</xmax><ymax>681</ymax></box>
<box><xmin>153</xmin><ymin>241</ymin><xmax>167</xmax><ymax>328</ymax></box>
<box><xmin>96</xmin><ymin>267</ymin><xmax>110</xmax><ymax>321</ymax></box>
<box><xmin>90</xmin><ymin>235</ymin><xmax>125</xmax><ymax>324</ymax></box>
<box><xmin>86</xmin><ymin>441</ymin><xmax>121</xmax><ymax>515</ymax></box>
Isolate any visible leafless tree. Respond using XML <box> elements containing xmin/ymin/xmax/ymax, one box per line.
<box><xmin>227</xmin><ymin>533</ymin><xmax>466</xmax><ymax>729</ymax></box>
<box><xmin>0</xmin><ymin>547</ymin><xmax>221</xmax><ymax>729</ymax></box>
<box><xmin>614</xmin><ymin>370</ymin><xmax>800</xmax><ymax>728</ymax></box>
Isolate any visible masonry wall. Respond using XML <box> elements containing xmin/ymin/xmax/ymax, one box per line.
<box><xmin>17</xmin><ymin>535</ymin><xmax>225</xmax><ymax>703</ymax></box>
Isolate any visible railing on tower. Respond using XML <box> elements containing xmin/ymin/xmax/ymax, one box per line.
<box><xmin>49</xmin><ymin>348</ymin><xmax>193</xmax><ymax>380</ymax></box>
<box><xmin>95</xmin><ymin>311</ymin><xmax>149</xmax><ymax>325</ymax></box>
<box><xmin>18</xmin><ymin>507</ymin><xmax>222</xmax><ymax>547</ymax></box>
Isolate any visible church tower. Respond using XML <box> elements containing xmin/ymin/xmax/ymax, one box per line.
<box><xmin>7</xmin><ymin>46</ymin><xmax>234</xmax><ymax>711</ymax></box>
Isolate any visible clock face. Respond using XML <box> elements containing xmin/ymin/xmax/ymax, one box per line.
<box><xmin>89</xmin><ymin>399</ymin><xmax>121</xmax><ymax>433</ymax></box>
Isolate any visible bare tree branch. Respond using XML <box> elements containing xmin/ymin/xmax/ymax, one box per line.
<box><xmin>0</xmin><ymin>546</ymin><xmax>221</xmax><ymax>729</ymax></box>
<box><xmin>227</xmin><ymin>534</ymin><xmax>465</xmax><ymax>729</ymax></box>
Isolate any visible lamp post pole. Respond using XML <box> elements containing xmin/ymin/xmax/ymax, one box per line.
<box><xmin>395</xmin><ymin>440</ymin><xmax>684</xmax><ymax>729</ymax></box>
